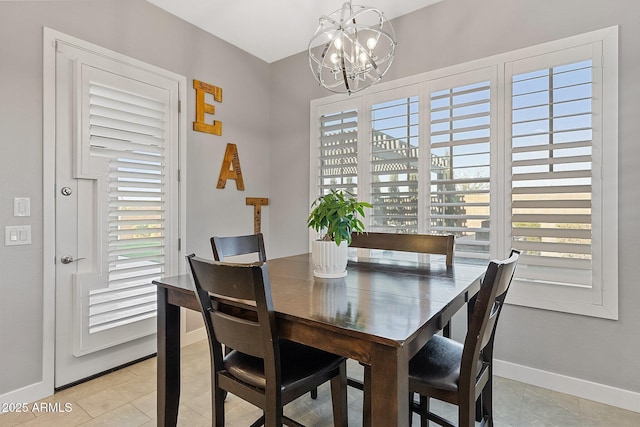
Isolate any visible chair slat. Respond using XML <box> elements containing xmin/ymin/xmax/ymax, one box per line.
<box><xmin>211</xmin><ymin>233</ymin><xmax>266</xmax><ymax>262</ymax></box>
<box><xmin>212</xmin><ymin>311</ymin><xmax>263</xmax><ymax>358</ymax></box>
<box><xmin>350</xmin><ymin>232</ymin><xmax>455</xmax><ymax>266</ymax></box>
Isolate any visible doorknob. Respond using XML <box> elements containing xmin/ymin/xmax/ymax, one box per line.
<box><xmin>60</xmin><ymin>255</ymin><xmax>86</xmax><ymax>264</ymax></box>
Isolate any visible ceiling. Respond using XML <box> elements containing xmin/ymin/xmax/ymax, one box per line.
<box><xmin>145</xmin><ymin>0</ymin><xmax>442</xmax><ymax>63</ymax></box>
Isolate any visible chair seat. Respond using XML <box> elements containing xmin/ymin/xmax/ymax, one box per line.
<box><xmin>409</xmin><ymin>334</ymin><xmax>479</xmax><ymax>393</ymax></box>
<box><xmin>225</xmin><ymin>339</ymin><xmax>345</xmax><ymax>391</ymax></box>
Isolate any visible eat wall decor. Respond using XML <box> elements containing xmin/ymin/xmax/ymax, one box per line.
<box><xmin>192</xmin><ymin>79</ymin><xmax>245</xmax><ymax>191</ymax></box>
<box><xmin>193</xmin><ymin>79</ymin><xmax>268</xmax><ymax>232</ymax></box>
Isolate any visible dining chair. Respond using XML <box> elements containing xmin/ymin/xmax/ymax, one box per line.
<box><xmin>349</xmin><ymin>232</ymin><xmax>455</xmax><ymax>267</ymax></box>
<box><xmin>210</xmin><ymin>233</ymin><xmax>318</xmax><ymax>399</ymax></box>
<box><xmin>211</xmin><ymin>233</ymin><xmax>319</xmax><ymax>400</ymax></box>
<box><xmin>187</xmin><ymin>254</ymin><xmax>348</xmax><ymax>427</ymax></box>
<box><xmin>211</xmin><ymin>232</ymin><xmax>267</xmax><ymax>263</ymax></box>
<box><xmin>348</xmin><ymin>232</ymin><xmax>455</xmax><ymax>426</ymax></box>
<box><xmin>408</xmin><ymin>250</ymin><xmax>520</xmax><ymax>427</ymax></box>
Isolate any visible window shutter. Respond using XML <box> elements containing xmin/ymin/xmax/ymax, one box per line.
<box><xmin>88</xmin><ymin>81</ymin><xmax>166</xmax><ymax>333</ymax></box>
<box><xmin>369</xmin><ymin>96</ymin><xmax>420</xmax><ymax>233</ymax></box>
<box><xmin>311</xmin><ymin>27</ymin><xmax>617</xmax><ymax>318</ymax></box>
<box><xmin>510</xmin><ymin>60</ymin><xmax>593</xmax><ymax>287</ymax></box>
<box><xmin>318</xmin><ymin>109</ymin><xmax>358</xmax><ymax>195</ymax></box>
<box><xmin>429</xmin><ymin>81</ymin><xmax>491</xmax><ymax>261</ymax></box>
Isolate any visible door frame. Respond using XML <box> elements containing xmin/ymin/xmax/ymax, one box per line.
<box><xmin>42</xmin><ymin>28</ymin><xmax>187</xmax><ymax>399</ymax></box>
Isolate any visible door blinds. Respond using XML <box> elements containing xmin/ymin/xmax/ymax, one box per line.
<box><xmin>88</xmin><ymin>81</ymin><xmax>166</xmax><ymax>333</ymax></box>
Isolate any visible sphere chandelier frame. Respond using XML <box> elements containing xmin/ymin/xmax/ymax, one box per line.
<box><xmin>308</xmin><ymin>0</ymin><xmax>397</xmax><ymax>95</ymax></box>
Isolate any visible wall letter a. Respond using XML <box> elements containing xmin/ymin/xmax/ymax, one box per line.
<box><xmin>217</xmin><ymin>143</ymin><xmax>245</xmax><ymax>190</ymax></box>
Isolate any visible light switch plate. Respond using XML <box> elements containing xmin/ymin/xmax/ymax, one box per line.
<box><xmin>14</xmin><ymin>197</ymin><xmax>31</xmax><ymax>217</ymax></box>
<box><xmin>5</xmin><ymin>225</ymin><xmax>31</xmax><ymax>246</ymax></box>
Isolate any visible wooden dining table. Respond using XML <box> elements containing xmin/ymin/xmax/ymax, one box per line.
<box><xmin>153</xmin><ymin>253</ymin><xmax>485</xmax><ymax>427</ymax></box>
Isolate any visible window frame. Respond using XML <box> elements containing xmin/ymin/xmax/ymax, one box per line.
<box><xmin>501</xmin><ymin>29</ymin><xmax>618</xmax><ymax>319</ymax></box>
<box><xmin>310</xmin><ymin>26</ymin><xmax>618</xmax><ymax>319</ymax></box>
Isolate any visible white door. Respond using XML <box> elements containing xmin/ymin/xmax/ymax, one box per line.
<box><xmin>54</xmin><ymin>40</ymin><xmax>182</xmax><ymax>387</ymax></box>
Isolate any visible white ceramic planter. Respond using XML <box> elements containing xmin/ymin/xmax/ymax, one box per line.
<box><xmin>312</xmin><ymin>240</ymin><xmax>348</xmax><ymax>278</ymax></box>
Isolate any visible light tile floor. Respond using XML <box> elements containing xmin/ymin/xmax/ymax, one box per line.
<box><xmin>2</xmin><ymin>339</ymin><xmax>639</xmax><ymax>426</ymax></box>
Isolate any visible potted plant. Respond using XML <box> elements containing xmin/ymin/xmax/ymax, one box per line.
<box><xmin>307</xmin><ymin>190</ymin><xmax>371</xmax><ymax>277</ymax></box>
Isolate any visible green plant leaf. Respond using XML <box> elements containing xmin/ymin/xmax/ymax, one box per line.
<box><xmin>307</xmin><ymin>189</ymin><xmax>371</xmax><ymax>243</ymax></box>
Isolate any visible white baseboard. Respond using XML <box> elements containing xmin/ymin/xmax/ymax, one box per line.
<box><xmin>0</xmin><ymin>381</ymin><xmax>52</xmax><ymax>408</ymax></box>
<box><xmin>493</xmin><ymin>359</ymin><xmax>640</xmax><ymax>413</ymax></box>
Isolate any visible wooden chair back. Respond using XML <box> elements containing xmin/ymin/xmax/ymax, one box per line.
<box><xmin>460</xmin><ymin>250</ymin><xmax>520</xmax><ymax>406</ymax></box>
<box><xmin>187</xmin><ymin>255</ymin><xmax>276</xmax><ymax>362</ymax></box>
<box><xmin>350</xmin><ymin>232</ymin><xmax>455</xmax><ymax>266</ymax></box>
<box><xmin>211</xmin><ymin>233</ymin><xmax>266</xmax><ymax>263</ymax></box>
<box><xmin>466</xmin><ymin>249</ymin><xmax>519</xmax><ymax>355</ymax></box>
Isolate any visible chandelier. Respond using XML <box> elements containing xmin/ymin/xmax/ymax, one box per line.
<box><xmin>308</xmin><ymin>0</ymin><xmax>396</xmax><ymax>95</ymax></box>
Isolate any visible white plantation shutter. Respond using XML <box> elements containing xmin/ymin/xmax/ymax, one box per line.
<box><xmin>509</xmin><ymin>56</ymin><xmax>594</xmax><ymax>288</ymax></box>
<box><xmin>370</xmin><ymin>96</ymin><xmax>419</xmax><ymax>233</ymax></box>
<box><xmin>429</xmin><ymin>79</ymin><xmax>492</xmax><ymax>261</ymax></box>
<box><xmin>88</xmin><ymin>81</ymin><xmax>166</xmax><ymax>333</ymax></box>
<box><xmin>503</xmin><ymin>32</ymin><xmax>619</xmax><ymax>320</ymax></box>
<box><xmin>318</xmin><ymin>109</ymin><xmax>358</xmax><ymax>195</ymax></box>
<box><xmin>311</xmin><ymin>27</ymin><xmax>617</xmax><ymax>318</ymax></box>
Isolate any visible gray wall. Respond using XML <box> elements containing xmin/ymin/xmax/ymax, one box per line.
<box><xmin>0</xmin><ymin>0</ymin><xmax>270</xmax><ymax>395</ymax></box>
<box><xmin>1</xmin><ymin>0</ymin><xmax>638</xmax><ymax>402</ymax></box>
<box><xmin>268</xmin><ymin>0</ymin><xmax>640</xmax><ymax>393</ymax></box>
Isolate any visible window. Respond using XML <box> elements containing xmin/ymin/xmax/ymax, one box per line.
<box><xmin>504</xmin><ymin>39</ymin><xmax>618</xmax><ymax>318</ymax></box>
<box><xmin>428</xmin><ymin>76</ymin><xmax>494</xmax><ymax>262</ymax></box>
<box><xmin>310</xmin><ymin>27</ymin><xmax>618</xmax><ymax>319</ymax></box>
<box><xmin>317</xmin><ymin>100</ymin><xmax>359</xmax><ymax>196</ymax></box>
<box><xmin>369</xmin><ymin>95</ymin><xmax>419</xmax><ymax>233</ymax></box>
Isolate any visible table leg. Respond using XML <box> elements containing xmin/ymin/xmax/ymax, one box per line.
<box><xmin>157</xmin><ymin>287</ymin><xmax>181</xmax><ymax>426</ymax></box>
<box><xmin>370</xmin><ymin>344</ymin><xmax>410</xmax><ymax>427</ymax></box>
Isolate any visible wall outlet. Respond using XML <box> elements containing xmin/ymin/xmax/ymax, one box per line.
<box><xmin>5</xmin><ymin>225</ymin><xmax>32</xmax><ymax>246</ymax></box>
